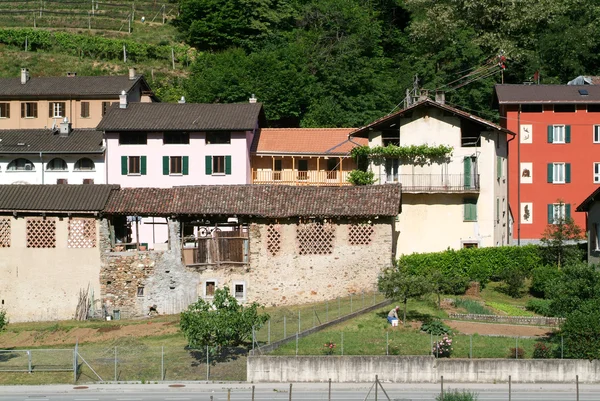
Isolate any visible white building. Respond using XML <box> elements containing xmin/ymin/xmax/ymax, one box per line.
<box><xmin>349</xmin><ymin>98</ymin><xmax>512</xmax><ymax>255</ymax></box>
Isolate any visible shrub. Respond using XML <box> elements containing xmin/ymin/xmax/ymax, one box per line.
<box><xmin>436</xmin><ymin>390</ymin><xmax>478</xmax><ymax>401</ymax></box>
<box><xmin>526</xmin><ymin>299</ymin><xmax>553</xmax><ymax>316</ymax></box>
<box><xmin>561</xmin><ymin>305</ymin><xmax>600</xmax><ymax>360</ymax></box>
<box><xmin>0</xmin><ymin>310</ymin><xmax>7</xmax><ymax>331</ymax></box>
<box><xmin>508</xmin><ymin>347</ymin><xmax>525</xmax><ymax>359</ymax></box>
<box><xmin>347</xmin><ymin>170</ymin><xmax>376</xmax><ymax>185</ymax></box>
<box><xmin>432</xmin><ymin>336</ymin><xmax>453</xmax><ymax>358</ymax></box>
<box><xmin>532</xmin><ymin>342</ymin><xmax>553</xmax><ymax>359</ymax></box>
<box><xmin>487</xmin><ymin>302</ymin><xmax>535</xmax><ymax>317</ymax></box>
<box><xmin>323</xmin><ymin>341</ymin><xmax>336</xmax><ymax>355</ymax></box>
<box><xmin>498</xmin><ymin>265</ymin><xmax>527</xmax><ymax>298</ymax></box>
<box><xmin>421</xmin><ymin>319</ymin><xmax>452</xmax><ymax>335</ymax></box>
<box><xmin>530</xmin><ymin>265</ymin><xmax>562</xmax><ymax>298</ymax></box>
<box><xmin>454</xmin><ymin>299</ymin><xmax>493</xmax><ymax>315</ymax></box>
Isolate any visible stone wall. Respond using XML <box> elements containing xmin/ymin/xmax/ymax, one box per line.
<box><xmin>447</xmin><ymin>313</ymin><xmax>564</xmax><ymax>327</ymax></box>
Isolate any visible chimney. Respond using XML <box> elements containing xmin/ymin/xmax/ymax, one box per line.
<box><xmin>178</xmin><ymin>96</ymin><xmax>186</xmax><ymax>104</ymax></box>
<box><xmin>59</xmin><ymin>117</ymin><xmax>72</xmax><ymax>137</ymax></box>
<box><xmin>249</xmin><ymin>94</ymin><xmax>257</xmax><ymax>104</ymax></box>
<box><xmin>435</xmin><ymin>90</ymin><xmax>445</xmax><ymax>105</ymax></box>
<box><xmin>66</xmin><ymin>72</ymin><xmax>77</xmax><ymax>78</ymax></box>
<box><xmin>119</xmin><ymin>90</ymin><xmax>128</xmax><ymax>109</ymax></box>
<box><xmin>20</xmin><ymin>68</ymin><xmax>30</xmax><ymax>85</ymax></box>
<box><xmin>128</xmin><ymin>67</ymin><xmax>136</xmax><ymax>80</ymax></box>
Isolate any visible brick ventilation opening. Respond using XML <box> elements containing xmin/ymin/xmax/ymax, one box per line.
<box><xmin>266</xmin><ymin>223</ymin><xmax>281</xmax><ymax>256</ymax></box>
<box><xmin>296</xmin><ymin>221</ymin><xmax>335</xmax><ymax>255</ymax></box>
<box><xmin>0</xmin><ymin>218</ymin><xmax>10</xmax><ymax>247</ymax></box>
<box><xmin>26</xmin><ymin>218</ymin><xmax>56</xmax><ymax>248</ymax></box>
<box><xmin>68</xmin><ymin>218</ymin><xmax>96</xmax><ymax>248</ymax></box>
<box><xmin>349</xmin><ymin>222</ymin><xmax>374</xmax><ymax>245</ymax></box>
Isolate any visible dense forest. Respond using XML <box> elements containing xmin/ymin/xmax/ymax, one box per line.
<box><xmin>172</xmin><ymin>0</ymin><xmax>600</xmax><ymax>127</ymax></box>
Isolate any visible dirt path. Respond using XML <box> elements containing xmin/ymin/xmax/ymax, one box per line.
<box><xmin>445</xmin><ymin>320</ymin><xmax>554</xmax><ymax>337</ymax></box>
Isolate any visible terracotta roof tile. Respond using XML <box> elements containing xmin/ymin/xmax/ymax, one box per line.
<box><xmin>251</xmin><ymin>128</ymin><xmax>367</xmax><ymax>155</ymax></box>
<box><xmin>104</xmin><ymin>184</ymin><xmax>402</xmax><ymax>218</ymax></box>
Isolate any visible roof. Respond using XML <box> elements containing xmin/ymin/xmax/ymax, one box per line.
<box><xmin>349</xmin><ymin>98</ymin><xmax>510</xmax><ymax>138</ymax></box>
<box><xmin>104</xmin><ymin>184</ymin><xmax>402</xmax><ymax>218</ymax></box>
<box><xmin>495</xmin><ymin>84</ymin><xmax>600</xmax><ymax>104</ymax></box>
<box><xmin>0</xmin><ymin>184</ymin><xmax>119</xmax><ymax>213</ymax></box>
<box><xmin>576</xmin><ymin>187</ymin><xmax>600</xmax><ymax>212</ymax></box>
<box><xmin>97</xmin><ymin>103</ymin><xmax>265</xmax><ymax>131</ymax></box>
<box><xmin>0</xmin><ymin>75</ymin><xmax>150</xmax><ymax>99</ymax></box>
<box><xmin>251</xmin><ymin>128</ymin><xmax>367</xmax><ymax>155</ymax></box>
<box><xmin>0</xmin><ymin>129</ymin><xmax>104</xmax><ymax>153</ymax></box>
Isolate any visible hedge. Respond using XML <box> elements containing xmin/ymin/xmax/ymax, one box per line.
<box><xmin>398</xmin><ymin>245</ymin><xmax>543</xmax><ymax>285</ymax></box>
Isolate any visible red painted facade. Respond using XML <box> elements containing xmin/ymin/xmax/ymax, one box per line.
<box><xmin>500</xmin><ymin>102</ymin><xmax>600</xmax><ymax>241</ymax></box>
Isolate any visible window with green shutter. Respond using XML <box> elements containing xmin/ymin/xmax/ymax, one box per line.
<box><xmin>565</xmin><ymin>125</ymin><xmax>571</xmax><ymax>143</ymax></box>
<box><xmin>464</xmin><ymin>198</ymin><xmax>477</xmax><ymax>222</ymax></box>
<box><xmin>163</xmin><ymin>156</ymin><xmax>169</xmax><ymax>175</ymax></box>
<box><xmin>496</xmin><ymin>197</ymin><xmax>500</xmax><ymax>223</ymax></box>
<box><xmin>547</xmin><ymin>125</ymin><xmax>553</xmax><ymax>143</ymax></box>
<box><xmin>121</xmin><ymin>156</ymin><xmax>128</xmax><ymax>175</ymax></box>
<box><xmin>140</xmin><ymin>156</ymin><xmax>147</xmax><ymax>175</ymax></box>
<box><xmin>496</xmin><ymin>156</ymin><xmax>502</xmax><ymax>180</ymax></box>
<box><xmin>182</xmin><ymin>156</ymin><xmax>189</xmax><ymax>175</ymax></box>
<box><xmin>225</xmin><ymin>155</ymin><xmax>232</xmax><ymax>175</ymax></box>
<box><xmin>205</xmin><ymin>155</ymin><xmax>212</xmax><ymax>175</ymax></box>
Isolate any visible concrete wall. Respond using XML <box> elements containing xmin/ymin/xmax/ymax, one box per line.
<box><xmin>248</xmin><ymin>356</ymin><xmax>600</xmax><ymax>383</ymax></box>
<box><xmin>0</xmin><ymin>154</ymin><xmax>105</xmax><ymax>185</ymax></box>
<box><xmin>0</xmin><ymin>215</ymin><xmax>102</xmax><ymax>322</ymax></box>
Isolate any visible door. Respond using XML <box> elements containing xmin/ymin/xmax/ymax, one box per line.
<box><xmin>274</xmin><ymin>159</ymin><xmax>282</xmax><ymax>181</ymax></box>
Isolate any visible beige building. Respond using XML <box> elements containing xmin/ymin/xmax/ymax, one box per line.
<box><xmin>350</xmin><ymin>98</ymin><xmax>512</xmax><ymax>255</ymax></box>
<box><xmin>0</xmin><ymin>68</ymin><xmax>154</xmax><ymax>130</ymax></box>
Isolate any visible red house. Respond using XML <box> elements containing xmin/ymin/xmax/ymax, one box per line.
<box><xmin>495</xmin><ymin>83</ymin><xmax>600</xmax><ymax>243</ymax></box>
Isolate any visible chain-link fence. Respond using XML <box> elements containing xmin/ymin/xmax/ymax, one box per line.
<box><xmin>0</xmin><ymin>349</ymin><xmax>75</xmax><ymax>373</ymax></box>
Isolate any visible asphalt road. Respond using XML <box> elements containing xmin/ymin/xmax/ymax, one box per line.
<box><xmin>0</xmin><ymin>383</ymin><xmax>597</xmax><ymax>401</ymax></box>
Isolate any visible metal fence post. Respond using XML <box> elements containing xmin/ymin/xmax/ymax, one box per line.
<box><xmin>289</xmin><ymin>383</ymin><xmax>293</xmax><ymax>401</ymax></box>
<box><xmin>114</xmin><ymin>346</ymin><xmax>117</xmax><ymax>381</ymax></box>
<box><xmin>515</xmin><ymin>337</ymin><xmax>518</xmax><ymax>359</ymax></box>
<box><xmin>350</xmin><ymin>294</ymin><xmax>353</xmax><ymax>312</ymax></box>
<box><xmin>73</xmin><ymin>342</ymin><xmax>78</xmax><ymax>383</ymax></box>
<box><xmin>362</xmin><ymin>290</ymin><xmax>365</xmax><ymax>308</ymax></box>
<box><xmin>326</xmin><ymin>301</ymin><xmax>329</xmax><ymax>322</ymax></box>
<box><xmin>252</xmin><ymin>326</ymin><xmax>255</xmax><ymax>352</ymax></box>
<box><xmin>161</xmin><ymin>346</ymin><xmax>164</xmax><ymax>381</ymax></box>
<box><xmin>27</xmin><ymin>350</ymin><xmax>32</xmax><ymax>374</ymax></box>
<box><xmin>430</xmin><ymin>333</ymin><xmax>433</xmax><ymax>356</ymax></box>
<box><xmin>298</xmin><ymin>310</ymin><xmax>301</xmax><ymax>333</ymax></box>
<box><xmin>252</xmin><ymin>385</ymin><xmax>255</xmax><ymax>401</ymax></box>
<box><xmin>268</xmin><ymin>320</ymin><xmax>271</xmax><ymax>344</ymax></box>
<box><xmin>509</xmin><ymin>375</ymin><xmax>511</xmax><ymax>401</ymax></box>
<box><xmin>284</xmin><ymin>316</ymin><xmax>287</xmax><ymax>339</ymax></box>
<box><xmin>576</xmin><ymin>374</ymin><xmax>579</xmax><ymax>401</ymax></box>
<box><xmin>561</xmin><ymin>335</ymin><xmax>564</xmax><ymax>359</ymax></box>
<box><xmin>328</xmin><ymin>378</ymin><xmax>332</xmax><ymax>401</ymax></box>
<box><xmin>386</xmin><ymin>331</ymin><xmax>389</xmax><ymax>355</ymax></box>
<box><xmin>338</xmin><ymin>296</ymin><xmax>340</xmax><ymax>318</ymax></box>
<box><xmin>296</xmin><ymin>333</ymin><xmax>299</xmax><ymax>356</ymax></box>
<box><xmin>440</xmin><ymin>375</ymin><xmax>444</xmax><ymax>401</ymax></box>
<box><xmin>206</xmin><ymin>345</ymin><xmax>209</xmax><ymax>381</ymax></box>
<box><xmin>470</xmin><ymin>335</ymin><xmax>473</xmax><ymax>359</ymax></box>
<box><xmin>341</xmin><ymin>332</ymin><xmax>344</xmax><ymax>355</ymax></box>
<box><xmin>313</xmin><ymin>307</ymin><xmax>315</xmax><ymax>328</ymax></box>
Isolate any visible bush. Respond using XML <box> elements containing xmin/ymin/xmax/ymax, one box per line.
<box><xmin>0</xmin><ymin>310</ymin><xmax>7</xmax><ymax>331</ymax></box>
<box><xmin>432</xmin><ymin>336</ymin><xmax>453</xmax><ymax>358</ymax></box>
<box><xmin>436</xmin><ymin>389</ymin><xmax>478</xmax><ymax>401</ymax></box>
<box><xmin>508</xmin><ymin>347</ymin><xmax>525</xmax><ymax>359</ymax></box>
<box><xmin>347</xmin><ymin>170</ymin><xmax>376</xmax><ymax>185</ymax></box>
<box><xmin>561</xmin><ymin>305</ymin><xmax>600</xmax><ymax>360</ymax></box>
<box><xmin>530</xmin><ymin>265</ymin><xmax>562</xmax><ymax>298</ymax></box>
<box><xmin>421</xmin><ymin>319</ymin><xmax>452</xmax><ymax>335</ymax></box>
<box><xmin>532</xmin><ymin>342</ymin><xmax>553</xmax><ymax>359</ymax></box>
<box><xmin>526</xmin><ymin>299</ymin><xmax>553</xmax><ymax>316</ymax></box>
<box><xmin>454</xmin><ymin>298</ymin><xmax>493</xmax><ymax>315</ymax></box>
<box><xmin>499</xmin><ymin>265</ymin><xmax>527</xmax><ymax>297</ymax></box>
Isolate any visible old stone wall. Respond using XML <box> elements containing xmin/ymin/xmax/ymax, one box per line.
<box><xmin>447</xmin><ymin>313</ymin><xmax>564</xmax><ymax>327</ymax></box>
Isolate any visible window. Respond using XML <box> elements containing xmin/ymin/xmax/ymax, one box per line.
<box><xmin>385</xmin><ymin>159</ymin><xmax>399</xmax><ymax>182</ymax></box>
<box><xmin>119</xmin><ymin>132</ymin><xmax>147</xmax><ymax>145</ymax></box>
<box><xmin>297</xmin><ymin>159</ymin><xmax>308</xmax><ymax>180</ymax></box>
<box><xmin>548</xmin><ymin>162</ymin><xmax>570</xmax><ymax>184</ymax></box>
<box><xmin>588</xmin><ymin>105</ymin><xmax>600</xmax><ymax>113</ymax></box>
<box><xmin>46</xmin><ymin>158</ymin><xmax>67</xmax><ymax>171</ymax></box>
<box><xmin>163</xmin><ymin>155</ymin><xmax>189</xmax><ymax>175</ymax></box>
<box><xmin>521</xmin><ymin>104</ymin><xmax>543</xmax><ymax>113</ymax></box>
<box><xmin>206</xmin><ymin>131</ymin><xmax>231</xmax><ymax>144</ymax></box>
<box><xmin>21</xmin><ymin>102</ymin><xmax>37</xmax><ymax>118</ymax></box>
<box><xmin>233</xmin><ymin>282</ymin><xmax>246</xmax><ymax>301</ymax></box>
<box><xmin>548</xmin><ymin>125</ymin><xmax>569</xmax><ymax>143</ymax></box>
<box><xmin>121</xmin><ymin>156</ymin><xmax>147</xmax><ymax>175</ymax></box>
<box><xmin>83</xmin><ymin>178</ymin><xmax>94</xmax><ymax>184</ymax></box>
<box><xmin>205</xmin><ymin>155</ymin><xmax>231</xmax><ymax>175</ymax></box>
<box><xmin>7</xmin><ymin>158</ymin><xmax>34</xmax><ymax>171</ymax></box>
<box><xmin>464</xmin><ymin>198</ymin><xmax>477</xmax><ymax>222</ymax></box>
<box><xmin>554</xmin><ymin>104</ymin><xmax>576</xmax><ymax>113</ymax></box>
<box><xmin>137</xmin><ymin>287</ymin><xmax>144</xmax><ymax>297</ymax></box>
<box><xmin>129</xmin><ymin>156</ymin><xmax>140</xmax><ymax>175</ymax></box>
<box><xmin>594</xmin><ymin>126</ymin><xmax>600</xmax><ymax>143</ymax></box>
<box><xmin>80</xmin><ymin>102</ymin><xmax>90</xmax><ymax>118</ymax></box>
<box><xmin>462</xmin><ymin>242</ymin><xmax>479</xmax><ymax>249</ymax></box>
<box><xmin>163</xmin><ymin>132</ymin><xmax>190</xmax><ymax>144</ymax></box>
<box><xmin>595</xmin><ymin>163</ymin><xmax>600</xmax><ymax>183</ymax></box>
<box><xmin>75</xmin><ymin>158</ymin><xmax>95</xmax><ymax>171</ymax></box>
<box><xmin>102</xmin><ymin>101</ymin><xmax>111</xmax><ymax>116</ymax></box>
<box><xmin>205</xmin><ymin>280</ymin><xmax>216</xmax><ymax>297</ymax></box>
<box><xmin>274</xmin><ymin>159</ymin><xmax>282</xmax><ymax>180</ymax></box>
<box><xmin>57</xmin><ymin>178</ymin><xmax>68</xmax><ymax>184</ymax></box>
<box><xmin>548</xmin><ymin>203</ymin><xmax>569</xmax><ymax>224</ymax></box>
<box><xmin>49</xmin><ymin>102</ymin><xmax>66</xmax><ymax>118</ymax></box>
<box><xmin>0</xmin><ymin>103</ymin><xmax>9</xmax><ymax>118</ymax></box>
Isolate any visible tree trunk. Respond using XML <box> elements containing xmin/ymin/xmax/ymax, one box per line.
<box><xmin>403</xmin><ymin>297</ymin><xmax>407</xmax><ymax>327</ymax></box>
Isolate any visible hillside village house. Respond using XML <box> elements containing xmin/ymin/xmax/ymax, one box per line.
<box><xmin>0</xmin><ymin>68</ymin><xmax>153</xmax><ymax>130</ymax></box>
<box><xmin>349</xmin><ymin>98</ymin><xmax>511</xmax><ymax>255</ymax></box>
<box><xmin>495</xmin><ymin>82</ymin><xmax>600</xmax><ymax>243</ymax></box>
<box><xmin>0</xmin><ymin>184</ymin><xmax>401</xmax><ymax>322</ymax></box>
<box><xmin>97</xmin><ymin>100</ymin><xmax>266</xmax><ymax>250</ymax></box>
<box><xmin>251</xmin><ymin>128</ymin><xmax>366</xmax><ymax>186</ymax></box>
<box><xmin>0</xmin><ymin>119</ymin><xmax>105</xmax><ymax>184</ymax></box>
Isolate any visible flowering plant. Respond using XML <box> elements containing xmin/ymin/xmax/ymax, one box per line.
<box><xmin>432</xmin><ymin>336</ymin><xmax>453</xmax><ymax>358</ymax></box>
<box><xmin>323</xmin><ymin>341</ymin><xmax>336</xmax><ymax>355</ymax></box>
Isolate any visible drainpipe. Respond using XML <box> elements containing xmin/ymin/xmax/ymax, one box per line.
<box><xmin>39</xmin><ymin>151</ymin><xmax>44</xmax><ymax>184</ymax></box>
<box><xmin>506</xmin><ymin>129</ymin><xmax>516</xmax><ymax>246</ymax></box>
<box><xmin>517</xmin><ymin>105</ymin><xmax>521</xmax><ymax>246</ymax></box>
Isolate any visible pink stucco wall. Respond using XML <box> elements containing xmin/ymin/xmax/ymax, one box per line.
<box><xmin>106</xmin><ymin>131</ymin><xmax>252</xmax><ymax>187</ymax></box>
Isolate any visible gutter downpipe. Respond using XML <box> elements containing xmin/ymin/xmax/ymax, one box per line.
<box><xmin>517</xmin><ymin>105</ymin><xmax>521</xmax><ymax>246</ymax></box>
<box><xmin>506</xmin><ymin>126</ymin><xmax>516</xmax><ymax>247</ymax></box>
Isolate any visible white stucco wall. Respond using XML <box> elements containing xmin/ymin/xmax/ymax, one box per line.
<box><xmin>0</xmin><ymin>154</ymin><xmax>105</xmax><ymax>185</ymax></box>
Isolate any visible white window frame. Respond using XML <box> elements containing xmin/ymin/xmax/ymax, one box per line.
<box><xmin>0</xmin><ymin>103</ymin><xmax>9</xmax><ymax>118</ymax></box>
<box><xmin>553</xmin><ymin>163</ymin><xmax>565</xmax><ymax>183</ymax></box>
<box><xmin>552</xmin><ymin>125</ymin><xmax>565</xmax><ymax>143</ymax></box>
<box><xmin>385</xmin><ymin>158</ymin><xmax>399</xmax><ymax>183</ymax></box>
<box><xmin>594</xmin><ymin>163</ymin><xmax>600</xmax><ymax>183</ymax></box>
<box><xmin>232</xmin><ymin>281</ymin><xmax>247</xmax><ymax>302</ymax></box>
<box><xmin>203</xmin><ymin>279</ymin><xmax>218</xmax><ymax>299</ymax></box>
<box><xmin>552</xmin><ymin>203</ymin><xmax>566</xmax><ymax>224</ymax></box>
<box><xmin>594</xmin><ymin>125</ymin><xmax>600</xmax><ymax>143</ymax></box>
<box><xmin>52</xmin><ymin>102</ymin><xmax>64</xmax><ymax>118</ymax></box>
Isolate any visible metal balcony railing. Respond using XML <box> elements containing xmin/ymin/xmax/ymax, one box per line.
<box><xmin>381</xmin><ymin>174</ymin><xmax>480</xmax><ymax>192</ymax></box>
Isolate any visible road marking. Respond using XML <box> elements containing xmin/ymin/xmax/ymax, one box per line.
<box><xmin>165</xmin><ymin>398</ymin><xmax>191</xmax><ymax>400</ymax></box>
<box><xmin>74</xmin><ymin>399</ymin><xmax>100</xmax><ymax>401</ymax></box>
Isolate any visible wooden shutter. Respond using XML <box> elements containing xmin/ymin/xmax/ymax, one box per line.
<box><xmin>5</xmin><ymin>103</ymin><xmax>9</xmax><ymax>118</ymax></box>
<box><xmin>205</xmin><ymin>155</ymin><xmax>212</xmax><ymax>175</ymax></box>
<box><xmin>121</xmin><ymin>156</ymin><xmax>128</xmax><ymax>175</ymax></box>
<box><xmin>21</xmin><ymin>103</ymin><xmax>25</xmax><ymax>118</ymax></box>
<box><xmin>547</xmin><ymin>125</ymin><xmax>553</xmax><ymax>143</ymax></box>
<box><xmin>565</xmin><ymin>125</ymin><xmax>571</xmax><ymax>143</ymax></box>
<box><xmin>463</xmin><ymin>157</ymin><xmax>472</xmax><ymax>189</ymax></box>
<box><xmin>566</xmin><ymin>203</ymin><xmax>571</xmax><ymax>219</ymax></box>
<box><xmin>547</xmin><ymin>163</ymin><xmax>553</xmax><ymax>183</ymax></box>
<box><xmin>140</xmin><ymin>156</ymin><xmax>147</xmax><ymax>175</ymax></box>
<box><xmin>183</xmin><ymin>156</ymin><xmax>189</xmax><ymax>175</ymax></box>
<box><xmin>565</xmin><ymin>163</ymin><xmax>571</xmax><ymax>183</ymax></box>
<box><xmin>32</xmin><ymin>103</ymin><xmax>37</xmax><ymax>118</ymax></box>
<box><xmin>49</xmin><ymin>102</ymin><xmax>54</xmax><ymax>118</ymax></box>
<box><xmin>163</xmin><ymin>156</ymin><xmax>169</xmax><ymax>175</ymax></box>
<box><xmin>496</xmin><ymin>156</ymin><xmax>502</xmax><ymax>179</ymax></box>
<box><xmin>547</xmin><ymin>204</ymin><xmax>553</xmax><ymax>224</ymax></box>
<box><xmin>496</xmin><ymin>198</ymin><xmax>500</xmax><ymax>222</ymax></box>
<box><xmin>225</xmin><ymin>155</ymin><xmax>232</xmax><ymax>175</ymax></box>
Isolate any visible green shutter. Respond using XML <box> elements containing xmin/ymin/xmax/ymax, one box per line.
<box><xmin>566</xmin><ymin>203</ymin><xmax>571</xmax><ymax>219</ymax></box>
<box><xmin>464</xmin><ymin>199</ymin><xmax>477</xmax><ymax>222</ymax></box>
<box><xmin>497</xmin><ymin>156</ymin><xmax>502</xmax><ymax>179</ymax></box>
<box><xmin>464</xmin><ymin>157</ymin><xmax>472</xmax><ymax>189</ymax></box>
<box><xmin>141</xmin><ymin>156</ymin><xmax>147</xmax><ymax>175</ymax></box>
<box><xmin>205</xmin><ymin>155</ymin><xmax>212</xmax><ymax>175</ymax></box>
<box><xmin>496</xmin><ymin>198</ymin><xmax>500</xmax><ymax>222</ymax></box>
<box><xmin>225</xmin><ymin>155</ymin><xmax>232</xmax><ymax>175</ymax></box>
<box><xmin>565</xmin><ymin>163</ymin><xmax>571</xmax><ymax>183</ymax></box>
<box><xmin>183</xmin><ymin>156</ymin><xmax>189</xmax><ymax>175</ymax></box>
<box><xmin>163</xmin><ymin>156</ymin><xmax>169</xmax><ymax>175</ymax></box>
<box><xmin>121</xmin><ymin>156</ymin><xmax>128</xmax><ymax>175</ymax></box>
<box><xmin>547</xmin><ymin>125</ymin><xmax>553</xmax><ymax>143</ymax></box>
<box><xmin>547</xmin><ymin>163</ymin><xmax>553</xmax><ymax>183</ymax></box>
<box><xmin>565</xmin><ymin>125</ymin><xmax>571</xmax><ymax>143</ymax></box>
<box><xmin>547</xmin><ymin>204</ymin><xmax>553</xmax><ymax>224</ymax></box>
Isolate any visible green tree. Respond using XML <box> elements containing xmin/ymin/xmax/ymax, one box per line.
<box><xmin>378</xmin><ymin>267</ymin><xmax>432</xmax><ymax>326</ymax></box>
<box><xmin>179</xmin><ymin>286</ymin><xmax>269</xmax><ymax>351</ymax></box>
<box><xmin>0</xmin><ymin>310</ymin><xmax>7</xmax><ymax>331</ymax></box>
<box><xmin>540</xmin><ymin>200</ymin><xmax>584</xmax><ymax>268</ymax></box>
<box><xmin>546</xmin><ymin>263</ymin><xmax>600</xmax><ymax>317</ymax></box>
<box><xmin>561</xmin><ymin>303</ymin><xmax>600</xmax><ymax>360</ymax></box>
<box><xmin>428</xmin><ymin>269</ymin><xmax>469</xmax><ymax>308</ymax></box>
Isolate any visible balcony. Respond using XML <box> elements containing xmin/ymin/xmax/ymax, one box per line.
<box><xmin>252</xmin><ymin>169</ymin><xmax>352</xmax><ymax>186</ymax></box>
<box><xmin>382</xmin><ymin>174</ymin><xmax>480</xmax><ymax>193</ymax></box>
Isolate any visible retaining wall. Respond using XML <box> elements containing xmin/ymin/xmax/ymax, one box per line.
<box><xmin>447</xmin><ymin>313</ymin><xmax>564</xmax><ymax>326</ymax></box>
<box><xmin>248</xmin><ymin>356</ymin><xmax>600</xmax><ymax>383</ymax></box>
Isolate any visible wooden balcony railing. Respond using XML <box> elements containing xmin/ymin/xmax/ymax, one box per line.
<box><xmin>252</xmin><ymin>169</ymin><xmax>352</xmax><ymax>186</ymax></box>
<box><xmin>380</xmin><ymin>174</ymin><xmax>480</xmax><ymax>193</ymax></box>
